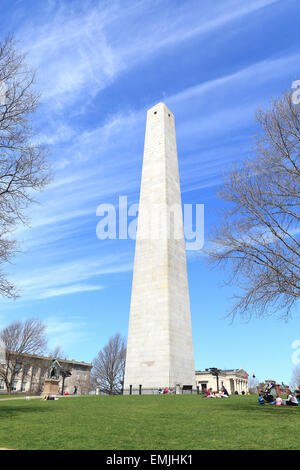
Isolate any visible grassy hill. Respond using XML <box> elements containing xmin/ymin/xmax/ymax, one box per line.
<box><xmin>0</xmin><ymin>394</ymin><xmax>299</xmax><ymax>450</ymax></box>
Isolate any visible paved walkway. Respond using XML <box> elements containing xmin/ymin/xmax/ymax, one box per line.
<box><xmin>0</xmin><ymin>396</ymin><xmax>40</xmax><ymax>402</ymax></box>
<box><xmin>0</xmin><ymin>394</ymin><xmax>81</xmax><ymax>401</ymax></box>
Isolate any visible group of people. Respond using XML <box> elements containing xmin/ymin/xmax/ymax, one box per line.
<box><xmin>206</xmin><ymin>386</ymin><xmax>229</xmax><ymax>398</ymax></box>
<box><xmin>158</xmin><ymin>387</ymin><xmax>171</xmax><ymax>394</ymax></box>
<box><xmin>258</xmin><ymin>391</ymin><xmax>299</xmax><ymax>406</ymax></box>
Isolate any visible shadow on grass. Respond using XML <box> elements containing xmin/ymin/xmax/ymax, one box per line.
<box><xmin>0</xmin><ymin>405</ymin><xmax>48</xmax><ymax>419</ymax></box>
<box><xmin>215</xmin><ymin>402</ymin><xmax>300</xmax><ymax>415</ymax></box>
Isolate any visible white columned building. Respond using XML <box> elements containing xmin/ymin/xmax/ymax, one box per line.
<box><xmin>195</xmin><ymin>369</ymin><xmax>249</xmax><ymax>395</ymax></box>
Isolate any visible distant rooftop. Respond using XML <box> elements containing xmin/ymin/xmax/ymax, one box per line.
<box><xmin>196</xmin><ymin>368</ymin><xmax>248</xmax><ymax>376</ymax></box>
<box><xmin>12</xmin><ymin>351</ymin><xmax>92</xmax><ymax>368</ymax></box>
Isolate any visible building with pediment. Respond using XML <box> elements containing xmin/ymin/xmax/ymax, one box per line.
<box><xmin>195</xmin><ymin>368</ymin><xmax>249</xmax><ymax>395</ymax></box>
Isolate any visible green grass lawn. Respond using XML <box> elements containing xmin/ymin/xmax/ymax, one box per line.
<box><xmin>0</xmin><ymin>395</ymin><xmax>299</xmax><ymax>450</ymax></box>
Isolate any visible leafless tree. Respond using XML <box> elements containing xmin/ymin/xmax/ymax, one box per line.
<box><xmin>0</xmin><ymin>36</ymin><xmax>50</xmax><ymax>298</ymax></box>
<box><xmin>0</xmin><ymin>317</ymin><xmax>47</xmax><ymax>393</ymax></box>
<box><xmin>248</xmin><ymin>375</ymin><xmax>259</xmax><ymax>394</ymax></box>
<box><xmin>207</xmin><ymin>91</ymin><xmax>300</xmax><ymax>320</ymax></box>
<box><xmin>291</xmin><ymin>365</ymin><xmax>300</xmax><ymax>390</ymax></box>
<box><xmin>92</xmin><ymin>333</ymin><xmax>126</xmax><ymax>395</ymax></box>
<box><xmin>75</xmin><ymin>373</ymin><xmax>91</xmax><ymax>395</ymax></box>
<box><xmin>49</xmin><ymin>345</ymin><xmax>65</xmax><ymax>360</ymax></box>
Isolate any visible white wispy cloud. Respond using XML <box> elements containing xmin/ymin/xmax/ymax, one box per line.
<box><xmin>39</xmin><ymin>284</ymin><xmax>103</xmax><ymax>299</ymax></box>
<box><xmin>37</xmin><ymin>123</ymin><xmax>76</xmax><ymax>146</ymax></box>
<box><xmin>17</xmin><ymin>0</ymin><xmax>281</xmax><ymax>113</ymax></box>
<box><xmin>4</xmin><ymin>254</ymin><xmax>132</xmax><ymax>302</ymax></box>
<box><xmin>3</xmin><ymin>0</ymin><xmax>294</xmax><ymax>308</ymax></box>
<box><xmin>169</xmin><ymin>52</ymin><xmax>300</xmax><ymax>110</ymax></box>
<box><xmin>46</xmin><ymin>316</ymin><xmax>90</xmax><ymax>351</ymax></box>
<box><xmin>116</xmin><ymin>0</ymin><xmax>281</xmax><ymax>61</ymax></box>
<box><xmin>11</xmin><ymin>49</ymin><xmax>300</xmax><ymax>260</ymax></box>
<box><xmin>20</xmin><ymin>5</ymin><xmax>122</xmax><ymax>111</ymax></box>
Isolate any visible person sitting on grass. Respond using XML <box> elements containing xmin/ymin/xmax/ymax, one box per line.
<box><xmin>275</xmin><ymin>396</ymin><xmax>283</xmax><ymax>406</ymax></box>
<box><xmin>258</xmin><ymin>394</ymin><xmax>265</xmax><ymax>405</ymax></box>
<box><xmin>218</xmin><ymin>386</ymin><xmax>229</xmax><ymax>397</ymax></box>
<box><xmin>285</xmin><ymin>393</ymin><xmax>298</xmax><ymax>406</ymax></box>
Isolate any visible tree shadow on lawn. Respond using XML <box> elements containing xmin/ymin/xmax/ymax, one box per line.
<box><xmin>218</xmin><ymin>401</ymin><xmax>300</xmax><ymax>416</ymax></box>
<box><xmin>0</xmin><ymin>405</ymin><xmax>48</xmax><ymax>419</ymax></box>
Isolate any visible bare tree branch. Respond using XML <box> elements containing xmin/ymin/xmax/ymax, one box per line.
<box><xmin>0</xmin><ymin>35</ymin><xmax>50</xmax><ymax>298</ymax></box>
<box><xmin>91</xmin><ymin>333</ymin><xmax>126</xmax><ymax>395</ymax></box>
<box><xmin>207</xmin><ymin>91</ymin><xmax>300</xmax><ymax>320</ymax></box>
<box><xmin>0</xmin><ymin>317</ymin><xmax>47</xmax><ymax>393</ymax></box>
<box><xmin>48</xmin><ymin>345</ymin><xmax>66</xmax><ymax>360</ymax></box>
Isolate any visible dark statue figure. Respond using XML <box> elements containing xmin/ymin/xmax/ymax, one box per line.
<box><xmin>48</xmin><ymin>358</ymin><xmax>61</xmax><ymax>380</ymax></box>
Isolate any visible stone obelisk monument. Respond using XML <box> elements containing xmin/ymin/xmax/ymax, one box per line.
<box><xmin>123</xmin><ymin>102</ymin><xmax>195</xmax><ymax>393</ymax></box>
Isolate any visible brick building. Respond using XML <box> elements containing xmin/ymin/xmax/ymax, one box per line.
<box><xmin>0</xmin><ymin>353</ymin><xmax>92</xmax><ymax>395</ymax></box>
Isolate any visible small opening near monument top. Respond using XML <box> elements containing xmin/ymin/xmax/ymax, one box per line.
<box><xmin>154</xmin><ymin>111</ymin><xmax>157</xmax><ymax>114</ymax></box>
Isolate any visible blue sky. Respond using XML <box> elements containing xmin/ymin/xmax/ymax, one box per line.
<box><xmin>0</xmin><ymin>0</ymin><xmax>299</xmax><ymax>384</ymax></box>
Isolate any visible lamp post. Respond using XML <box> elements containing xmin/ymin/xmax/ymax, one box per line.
<box><xmin>61</xmin><ymin>369</ymin><xmax>72</xmax><ymax>395</ymax></box>
<box><xmin>209</xmin><ymin>367</ymin><xmax>222</xmax><ymax>392</ymax></box>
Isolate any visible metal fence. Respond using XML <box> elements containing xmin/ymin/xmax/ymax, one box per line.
<box><xmin>123</xmin><ymin>385</ymin><xmax>203</xmax><ymax>395</ymax></box>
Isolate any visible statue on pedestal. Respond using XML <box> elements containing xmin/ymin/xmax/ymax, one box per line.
<box><xmin>48</xmin><ymin>358</ymin><xmax>61</xmax><ymax>380</ymax></box>
<box><xmin>41</xmin><ymin>358</ymin><xmax>62</xmax><ymax>398</ymax></box>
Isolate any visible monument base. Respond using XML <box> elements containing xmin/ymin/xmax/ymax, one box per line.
<box><xmin>41</xmin><ymin>379</ymin><xmax>60</xmax><ymax>397</ymax></box>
